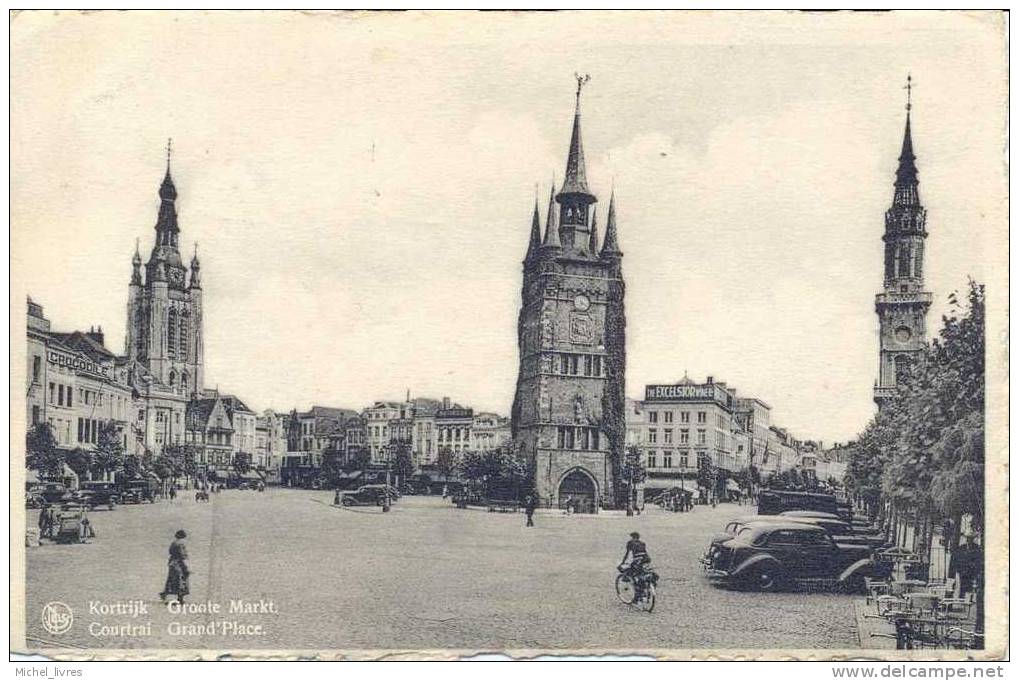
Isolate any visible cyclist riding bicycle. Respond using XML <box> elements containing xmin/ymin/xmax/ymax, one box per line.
<box><xmin>619</xmin><ymin>531</ymin><xmax>652</xmax><ymax>598</ymax></box>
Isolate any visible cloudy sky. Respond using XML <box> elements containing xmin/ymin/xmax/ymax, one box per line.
<box><xmin>11</xmin><ymin>11</ymin><xmax>1007</xmax><ymax>443</ymax></box>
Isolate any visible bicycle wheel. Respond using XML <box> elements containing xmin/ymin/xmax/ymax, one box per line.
<box><xmin>639</xmin><ymin>584</ymin><xmax>656</xmax><ymax>613</ymax></box>
<box><xmin>615</xmin><ymin>573</ymin><xmax>636</xmax><ymax>604</ymax></box>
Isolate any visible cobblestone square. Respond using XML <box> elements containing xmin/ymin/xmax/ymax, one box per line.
<box><xmin>26</xmin><ymin>490</ymin><xmax>860</xmax><ymax>651</ymax></box>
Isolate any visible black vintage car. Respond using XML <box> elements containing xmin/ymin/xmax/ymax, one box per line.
<box><xmin>757</xmin><ymin>490</ymin><xmax>843</xmax><ymax>518</ymax></box>
<box><xmin>119</xmin><ymin>480</ymin><xmax>156</xmax><ymax>504</ymax></box>
<box><xmin>777</xmin><ymin>511</ymin><xmax>888</xmax><ymax>548</ymax></box>
<box><xmin>26</xmin><ymin>482</ymin><xmax>70</xmax><ymax>507</ymax></box>
<box><xmin>338</xmin><ymin>484</ymin><xmax>396</xmax><ymax>506</ymax></box>
<box><xmin>702</xmin><ymin>522</ymin><xmax>886</xmax><ymax>592</ymax></box>
<box><xmin>75</xmin><ymin>482</ymin><xmax>121</xmax><ymax>510</ymax></box>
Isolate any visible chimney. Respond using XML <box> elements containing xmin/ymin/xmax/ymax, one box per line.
<box><xmin>706</xmin><ymin>376</ymin><xmax>714</xmax><ymax>384</ymax></box>
<box><xmin>442</xmin><ymin>396</ymin><xmax>451</xmax><ymax>410</ymax></box>
<box><xmin>86</xmin><ymin>325</ymin><xmax>105</xmax><ymax>347</ymax></box>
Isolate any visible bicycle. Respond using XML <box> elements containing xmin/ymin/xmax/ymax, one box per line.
<box><xmin>616</xmin><ymin>564</ymin><xmax>658</xmax><ymax>612</ymax></box>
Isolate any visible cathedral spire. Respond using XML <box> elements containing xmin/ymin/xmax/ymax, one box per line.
<box><xmin>525</xmin><ymin>186</ymin><xmax>542</xmax><ymax>261</ymax></box>
<box><xmin>600</xmin><ymin>190</ymin><xmax>621</xmax><ymax>258</ymax></box>
<box><xmin>541</xmin><ymin>182</ymin><xmax>561</xmax><ymax>249</ymax></box>
<box><xmin>154</xmin><ymin>139</ymin><xmax>180</xmax><ymax>249</ymax></box>
<box><xmin>588</xmin><ymin>206</ymin><xmax>599</xmax><ymax>254</ymax></box>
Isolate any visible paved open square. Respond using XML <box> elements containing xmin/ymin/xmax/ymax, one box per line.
<box><xmin>25</xmin><ymin>490</ymin><xmax>860</xmax><ymax>651</ymax></box>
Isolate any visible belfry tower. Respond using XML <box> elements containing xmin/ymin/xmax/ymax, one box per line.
<box><xmin>125</xmin><ymin>141</ymin><xmax>205</xmax><ymax>396</ymax></box>
<box><xmin>874</xmin><ymin>76</ymin><xmax>931</xmax><ymax>408</ymax></box>
<box><xmin>511</xmin><ymin>77</ymin><xmax>627</xmax><ymax>510</ymax></box>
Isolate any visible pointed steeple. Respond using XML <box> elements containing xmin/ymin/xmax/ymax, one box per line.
<box><xmin>130</xmin><ymin>238</ymin><xmax>142</xmax><ymax>285</ymax></box>
<box><xmin>524</xmin><ymin>187</ymin><xmax>542</xmax><ymax>261</ymax></box>
<box><xmin>600</xmin><ymin>190</ymin><xmax>621</xmax><ymax>258</ymax></box>
<box><xmin>154</xmin><ymin>138</ymin><xmax>181</xmax><ymax>249</ymax></box>
<box><xmin>189</xmin><ymin>242</ymin><xmax>202</xmax><ymax>289</ymax></box>
<box><xmin>893</xmin><ymin>75</ymin><xmax>920</xmax><ymax>207</ymax></box>
<box><xmin>559</xmin><ymin>77</ymin><xmax>592</xmax><ymax>197</ymax></box>
<box><xmin>541</xmin><ymin>183</ymin><xmax>561</xmax><ymax>249</ymax></box>
<box><xmin>588</xmin><ymin>207</ymin><xmax>599</xmax><ymax>254</ymax></box>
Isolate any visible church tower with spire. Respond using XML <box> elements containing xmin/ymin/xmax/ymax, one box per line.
<box><xmin>511</xmin><ymin>77</ymin><xmax>627</xmax><ymax>510</ymax></box>
<box><xmin>125</xmin><ymin>141</ymin><xmax>205</xmax><ymax>397</ymax></box>
<box><xmin>874</xmin><ymin>76</ymin><xmax>932</xmax><ymax>407</ymax></box>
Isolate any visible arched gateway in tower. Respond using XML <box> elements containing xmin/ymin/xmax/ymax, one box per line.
<box><xmin>510</xmin><ymin>78</ymin><xmax>627</xmax><ymax>512</ymax></box>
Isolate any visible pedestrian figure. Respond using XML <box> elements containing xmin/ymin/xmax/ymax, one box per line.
<box><xmin>169</xmin><ymin>486</ymin><xmax>177</xmax><ymax>502</ymax></box>
<box><xmin>524</xmin><ymin>494</ymin><xmax>536</xmax><ymax>527</ymax></box>
<box><xmin>38</xmin><ymin>504</ymin><xmax>54</xmax><ymax>539</ymax></box>
<box><xmin>159</xmin><ymin>529</ymin><xmax>190</xmax><ymax>605</ymax></box>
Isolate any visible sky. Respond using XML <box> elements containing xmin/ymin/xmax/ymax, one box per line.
<box><xmin>10</xmin><ymin>11</ymin><xmax>1008</xmax><ymax>444</ymax></box>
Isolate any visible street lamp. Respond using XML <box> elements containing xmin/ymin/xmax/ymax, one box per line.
<box><xmin>383</xmin><ymin>444</ymin><xmax>392</xmax><ymax>513</ymax></box>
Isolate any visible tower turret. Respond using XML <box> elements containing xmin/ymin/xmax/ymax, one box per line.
<box><xmin>600</xmin><ymin>190</ymin><xmax>622</xmax><ymax>259</ymax></box>
<box><xmin>541</xmin><ymin>183</ymin><xmax>562</xmax><ymax>251</ymax></box>
<box><xmin>524</xmin><ymin>190</ymin><xmax>542</xmax><ymax>262</ymax></box>
<box><xmin>189</xmin><ymin>243</ymin><xmax>202</xmax><ymax>289</ymax></box>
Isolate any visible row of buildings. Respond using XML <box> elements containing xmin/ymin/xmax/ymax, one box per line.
<box><xmin>624</xmin><ymin>374</ymin><xmax>848</xmax><ymax>499</ymax></box>
<box><xmin>23</xmin><ymin>145</ymin><xmax>511</xmax><ymax>487</ymax></box>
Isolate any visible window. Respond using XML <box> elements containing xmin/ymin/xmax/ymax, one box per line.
<box><xmin>57</xmin><ymin>385</ymin><xmax>64</xmax><ymax>406</ymax></box>
<box><xmin>679</xmin><ymin>451</ymin><xmax>689</xmax><ymax>468</ymax></box>
<box><xmin>593</xmin><ymin>356</ymin><xmax>602</xmax><ymax>376</ymax></box>
<box><xmin>179</xmin><ymin>311</ymin><xmax>189</xmax><ymax>359</ymax></box>
<box><xmin>32</xmin><ymin>356</ymin><xmax>41</xmax><ymax>383</ymax></box>
<box><xmin>584</xmin><ymin>356</ymin><xmax>593</xmax><ymax>376</ymax></box>
<box><xmin>49</xmin><ymin>382</ymin><xmax>55</xmax><ymax>404</ymax></box>
<box><xmin>663</xmin><ymin>451</ymin><xmax>673</xmax><ymax>468</ymax></box>
<box><xmin>166</xmin><ymin>308</ymin><xmax>179</xmax><ymax>358</ymax></box>
<box><xmin>663</xmin><ymin>429</ymin><xmax>673</xmax><ymax>444</ymax></box>
<box><xmin>647</xmin><ymin>450</ymin><xmax>657</xmax><ymax>468</ymax></box>
<box><xmin>697</xmin><ymin>429</ymin><xmax>707</xmax><ymax>445</ymax></box>
<box><xmin>697</xmin><ymin>411</ymin><xmax>706</xmax><ymax>424</ymax></box>
<box><xmin>681</xmin><ymin>411</ymin><xmax>689</xmax><ymax>423</ymax></box>
<box><xmin>32</xmin><ymin>406</ymin><xmax>40</xmax><ymax>425</ymax></box>
<box><xmin>647</xmin><ymin>428</ymin><xmax>657</xmax><ymax>444</ymax></box>
<box><xmin>648</xmin><ymin>411</ymin><xmax>658</xmax><ymax>424</ymax></box>
<box><xmin>680</xmin><ymin>429</ymin><xmax>689</xmax><ymax>444</ymax></box>
<box><xmin>664</xmin><ymin>411</ymin><xmax>673</xmax><ymax>423</ymax></box>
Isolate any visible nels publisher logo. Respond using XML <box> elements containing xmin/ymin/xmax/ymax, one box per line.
<box><xmin>41</xmin><ymin>602</ymin><xmax>73</xmax><ymax>635</ymax></box>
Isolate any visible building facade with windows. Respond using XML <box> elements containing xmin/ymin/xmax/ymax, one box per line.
<box><xmin>471</xmin><ymin>412</ymin><xmax>511</xmax><ymax>453</ymax></box>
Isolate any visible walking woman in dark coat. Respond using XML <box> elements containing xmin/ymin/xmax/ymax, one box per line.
<box><xmin>159</xmin><ymin>530</ymin><xmax>190</xmax><ymax>604</ymax></box>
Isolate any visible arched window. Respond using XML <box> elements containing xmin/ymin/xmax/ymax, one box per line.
<box><xmin>167</xmin><ymin>308</ymin><xmax>178</xmax><ymax>358</ymax></box>
<box><xmin>181</xmin><ymin>372</ymin><xmax>189</xmax><ymax>395</ymax></box>
<box><xmin>179</xmin><ymin>310</ymin><xmax>189</xmax><ymax>360</ymax></box>
<box><xmin>168</xmin><ymin>370</ymin><xmax>176</xmax><ymax>388</ymax></box>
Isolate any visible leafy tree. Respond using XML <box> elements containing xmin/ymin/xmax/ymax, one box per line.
<box><xmin>93</xmin><ymin>420</ymin><xmax>125</xmax><ymax>481</ymax></box>
<box><xmin>321</xmin><ymin>448</ymin><xmax>344</xmax><ymax>483</ymax></box>
<box><xmin>26</xmin><ymin>422</ymin><xmax>63</xmax><ymax>478</ymax></box>
<box><xmin>65</xmin><ymin>447</ymin><xmax>92</xmax><ymax>480</ymax></box>
<box><xmin>436</xmin><ymin>447</ymin><xmax>458</xmax><ymax>481</ymax></box>
<box><xmin>619</xmin><ymin>446</ymin><xmax>647</xmax><ymax>514</ymax></box>
<box><xmin>391</xmin><ymin>444</ymin><xmax>415</xmax><ymax>483</ymax></box>
<box><xmin>343</xmin><ymin>447</ymin><xmax>371</xmax><ymax>472</ymax></box>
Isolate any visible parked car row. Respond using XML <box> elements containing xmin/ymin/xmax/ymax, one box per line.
<box><xmin>702</xmin><ymin>505</ymin><xmax>892</xmax><ymax>593</ymax></box>
<box><xmin>26</xmin><ymin>478</ymin><xmax>160</xmax><ymax>511</ymax></box>
<box><xmin>336</xmin><ymin>484</ymin><xmax>401</xmax><ymax>507</ymax></box>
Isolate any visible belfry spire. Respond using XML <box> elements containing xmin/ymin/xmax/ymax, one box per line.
<box><xmin>893</xmin><ymin>75</ymin><xmax>919</xmax><ymax>207</ymax></box>
<box><xmin>559</xmin><ymin>74</ymin><xmax>592</xmax><ymax>196</ymax></box>
<box><xmin>588</xmin><ymin>207</ymin><xmax>599</xmax><ymax>254</ymax></box>
<box><xmin>525</xmin><ymin>186</ymin><xmax>542</xmax><ymax>260</ymax></box>
<box><xmin>542</xmin><ymin>182</ymin><xmax>561</xmax><ymax>249</ymax></box>
<box><xmin>600</xmin><ymin>190</ymin><xmax>621</xmax><ymax>257</ymax></box>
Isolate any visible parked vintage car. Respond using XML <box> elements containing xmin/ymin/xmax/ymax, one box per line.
<box><xmin>26</xmin><ymin>482</ymin><xmax>70</xmax><ymax>507</ymax></box>
<box><xmin>74</xmin><ymin>481</ymin><xmax>121</xmax><ymax>510</ymax></box>
<box><xmin>757</xmin><ymin>490</ymin><xmax>842</xmax><ymax>518</ymax></box>
<box><xmin>701</xmin><ymin>522</ymin><xmax>887</xmax><ymax>592</ymax></box>
<box><xmin>119</xmin><ymin>480</ymin><xmax>157</xmax><ymax>504</ymax></box>
<box><xmin>777</xmin><ymin>511</ymin><xmax>887</xmax><ymax>547</ymax></box>
<box><xmin>338</xmin><ymin>484</ymin><xmax>396</xmax><ymax>506</ymax></box>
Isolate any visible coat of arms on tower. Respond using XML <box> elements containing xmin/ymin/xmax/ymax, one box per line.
<box><xmin>569</xmin><ymin>312</ymin><xmax>595</xmax><ymax>345</ymax></box>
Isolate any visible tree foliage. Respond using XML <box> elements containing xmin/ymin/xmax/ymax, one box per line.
<box><xmin>845</xmin><ymin>280</ymin><xmax>985</xmax><ymax>531</ymax></box>
<box><xmin>27</xmin><ymin>423</ymin><xmax>63</xmax><ymax>478</ymax></box>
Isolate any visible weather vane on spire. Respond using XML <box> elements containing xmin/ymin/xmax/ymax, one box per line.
<box><xmin>574</xmin><ymin>72</ymin><xmax>591</xmax><ymax>100</ymax></box>
<box><xmin>904</xmin><ymin>74</ymin><xmax>913</xmax><ymax>112</ymax></box>
<box><xmin>166</xmin><ymin>137</ymin><xmax>173</xmax><ymax>169</ymax></box>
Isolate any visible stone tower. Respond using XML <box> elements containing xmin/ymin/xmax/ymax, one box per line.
<box><xmin>511</xmin><ymin>80</ymin><xmax>626</xmax><ymax>511</ymax></box>
<box><xmin>874</xmin><ymin>77</ymin><xmax>931</xmax><ymax>408</ymax></box>
<box><xmin>126</xmin><ymin>144</ymin><xmax>204</xmax><ymax>396</ymax></box>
